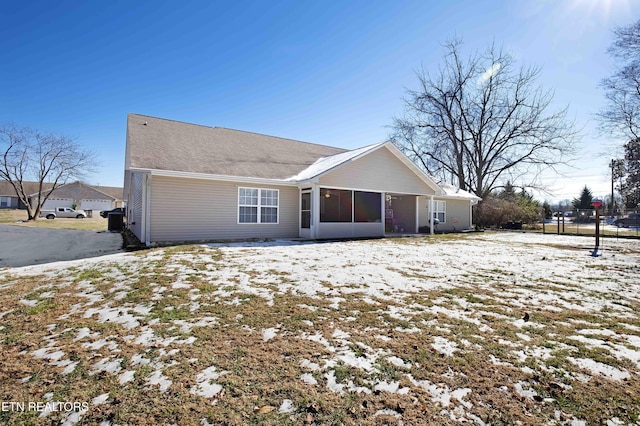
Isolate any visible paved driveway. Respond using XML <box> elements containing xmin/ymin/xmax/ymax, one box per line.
<box><xmin>0</xmin><ymin>225</ymin><xmax>123</xmax><ymax>268</ymax></box>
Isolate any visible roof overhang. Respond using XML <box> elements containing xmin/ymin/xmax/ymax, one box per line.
<box><xmin>128</xmin><ymin>168</ymin><xmax>299</xmax><ymax>187</ymax></box>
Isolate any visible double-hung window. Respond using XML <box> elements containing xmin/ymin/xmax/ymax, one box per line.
<box><xmin>238</xmin><ymin>187</ymin><xmax>278</xmax><ymax>224</ymax></box>
<box><xmin>430</xmin><ymin>200</ymin><xmax>446</xmax><ymax>223</ymax></box>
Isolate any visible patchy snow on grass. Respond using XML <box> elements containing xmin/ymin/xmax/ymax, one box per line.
<box><xmin>278</xmin><ymin>399</ymin><xmax>295</xmax><ymax>414</ymax></box>
<box><xmin>373</xmin><ymin>380</ymin><xmax>410</xmax><ymax>395</ymax></box>
<box><xmin>83</xmin><ymin>306</ymin><xmax>141</xmax><ymax>329</ymax></box>
<box><xmin>432</xmin><ymin>336</ymin><xmax>458</xmax><ymax>357</ymax></box>
<box><xmin>191</xmin><ymin>365</ymin><xmax>226</xmax><ymax>398</ymax></box>
<box><xmin>90</xmin><ymin>357</ymin><xmax>122</xmax><ymax>376</ymax></box>
<box><xmin>262</xmin><ymin>327</ymin><xmax>278</xmax><ymax>342</ymax></box>
<box><xmin>91</xmin><ymin>393</ymin><xmax>109</xmax><ymax>405</ymax></box>
<box><xmin>407</xmin><ymin>374</ymin><xmax>473</xmax><ymax>409</ymax></box>
<box><xmin>300</xmin><ymin>373</ymin><xmax>318</xmax><ymax>385</ymax></box>
<box><xmin>145</xmin><ymin>362</ymin><xmax>174</xmax><ymax>393</ymax></box>
<box><xmin>118</xmin><ymin>370</ymin><xmax>135</xmax><ymax>385</ymax></box>
<box><xmin>4</xmin><ymin>231</ymin><xmax>640</xmax><ymax>424</ymax></box>
<box><xmin>567</xmin><ymin>357</ymin><xmax>631</xmax><ymax>381</ymax></box>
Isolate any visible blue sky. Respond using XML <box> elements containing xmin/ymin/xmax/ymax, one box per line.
<box><xmin>1</xmin><ymin>0</ymin><xmax>638</xmax><ymax>203</ymax></box>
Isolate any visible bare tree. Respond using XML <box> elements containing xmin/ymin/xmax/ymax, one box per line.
<box><xmin>391</xmin><ymin>39</ymin><xmax>578</xmax><ymax>202</ymax></box>
<box><xmin>0</xmin><ymin>125</ymin><xmax>97</xmax><ymax>220</ymax></box>
<box><xmin>599</xmin><ymin>19</ymin><xmax>640</xmax><ymax>140</ymax></box>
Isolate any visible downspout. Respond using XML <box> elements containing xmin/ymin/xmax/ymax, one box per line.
<box><xmin>144</xmin><ymin>173</ymin><xmax>151</xmax><ymax>247</ymax></box>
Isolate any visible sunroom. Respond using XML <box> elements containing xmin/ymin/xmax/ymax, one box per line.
<box><xmin>298</xmin><ymin>186</ymin><xmax>426</xmax><ymax>239</ymax></box>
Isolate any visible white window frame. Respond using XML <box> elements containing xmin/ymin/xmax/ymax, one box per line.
<box><xmin>430</xmin><ymin>200</ymin><xmax>446</xmax><ymax>223</ymax></box>
<box><xmin>237</xmin><ymin>187</ymin><xmax>279</xmax><ymax>224</ymax></box>
<box><xmin>0</xmin><ymin>196</ymin><xmax>10</xmax><ymax>207</ymax></box>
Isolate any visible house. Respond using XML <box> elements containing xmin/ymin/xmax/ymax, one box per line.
<box><xmin>33</xmin><ymin>181</ymin><xmax>123</xmax><ymax>213</ymax></box>
<box><xmin>0</xmin><ymin>180</ymin><xmax>53</xmax><ymax>209</ymax></box>
<box><xmin>1</xmin><ymin>180</ymin><xmax>124</xmax><ymax>212</ymax></box>
<box><xmin>124</xmin><ymin>113</ymin><xmax>480</xmax><ymax>245</ymax></box>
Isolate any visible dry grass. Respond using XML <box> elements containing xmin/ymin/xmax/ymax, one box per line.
<box><xmin>0</xmin><ymin>234</ymin><xmax>639</xmax><ymax>425</ymax></box>
<box><xmin>0</xmin><ymin>209</ymin><xmax>25</xmax><ymax>223</ymax></box>
<box><xmin>0</xmin><ymin>209</ymin><xmax>108</xmax><ymax>231</ymax></box>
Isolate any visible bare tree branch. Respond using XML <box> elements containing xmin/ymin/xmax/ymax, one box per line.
<box><xmin>599</xmin><ymin>19</ymin><xmax>640</xmax><ymax>141</ymax></box>
<box><xmin>0</xmin><ymin>125</ymin><xmax>98</xmax><ymax>220</ymax></box>
<box><xmin>391</xmin><ymin>38</ymin><xmax>578</xmax><ymax>203</ymax></box>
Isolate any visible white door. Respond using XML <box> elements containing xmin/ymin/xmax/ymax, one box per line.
<box><xmin>300</xmin><ymin>190</ymin><xmax>311</xmax><ymax>238</ymax></box>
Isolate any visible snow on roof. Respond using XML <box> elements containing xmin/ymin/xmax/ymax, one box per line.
<box><xmin>285</xmin><ymin>142</ymin><xmax>386</xmax><ymax>181</ymax></box>
<box><xmin>437</xmin><ymin>181</ymin><xmax>482</xmax><ymax>202</ymax></box>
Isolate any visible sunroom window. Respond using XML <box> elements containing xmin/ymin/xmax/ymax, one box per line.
<box><xmin>319</xmin><ymin>188</ymin><xmax>381</xmax><ymax>223</ymax></box>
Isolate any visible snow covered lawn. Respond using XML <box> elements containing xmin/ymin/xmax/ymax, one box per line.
<box><xmin>1</xmin><ymin>232</ymin><xmax>638</xmax><ymax>425</ymax></box>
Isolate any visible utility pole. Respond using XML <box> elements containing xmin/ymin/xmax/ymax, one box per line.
<box><xmin>610</xmin><ymin>159</ymin><xmax>615</xmax><ymax>216</ymax></box>
<box><xmin>610</xmin><ymin>159</ymin><xmax>625</xmax><ymax>216</ymax></box>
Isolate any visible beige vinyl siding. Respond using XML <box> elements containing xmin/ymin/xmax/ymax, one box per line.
<box><xmin>129</xmin><ymin>172</ymin><xmax>144</xmax><ymax>241</ymax></box>
<box><xmin>149</xmin><ymin>176</ymin><xmax>298</xmax><ymax>242</ymax></box>
<box><xmin>418</xmin><ymin>197</ymin><xmax>473</xmax><ymax>231</ymax></box>
<box><xmin>319</xmin><ymin>147</ymin><xmax>434</xmax><ymax>195</ymax></box>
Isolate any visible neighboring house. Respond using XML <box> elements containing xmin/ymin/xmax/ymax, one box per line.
<box><xmin>31</xmin><ymin>181</ymin><xmax>123</xmax><ymax>212</ymax></box>
<box><xmin>1</xmin><ymin>180</ymin><xmax>124</xmax><ymax>212</ymax></box>
<box><xmin>124</xmin><ymin>113</ymin><xmax>480</xmax><ymax>245</ymax></box>
<box><xmin>0</xmin><ymin>180</ymin><xmax>53</xmax><ymax>209</ymax></box>
<box><xmin>91</xmin><ymin>185</ymin><xmax>125</xmax><ymax>208</ymax></box>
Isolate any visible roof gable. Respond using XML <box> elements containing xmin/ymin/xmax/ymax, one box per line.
<box><xmin>126</xmin><ymin>114</ymin><xmax>346</xmax><ymax>179</ymax></box>
<box><xmin>285</xmin><ymin>142</ymin><xmax>385</xmax><ymax>181</ymax></box>
<box><xmin>289</xmin><ymin>142</ymin><xmax>443</xmax><ymax>195</ymax></box>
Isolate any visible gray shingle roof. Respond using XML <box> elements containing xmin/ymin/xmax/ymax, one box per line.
<box><xmin>42</xmin><ymin>181</ymin><xmax>116</xmax><ymax>200</ymax></box>
<box><xmin>0</xmin><ymin>180</ymin><xmax>53</xmax><ymax>197</ymax></box>
<box><xmin>2</xmin><ymin>180</ymin><xmax>123</xmax><ymax>201</ymax></box>
<box><xmin>94</xmin><ymin>185</ymin><xmax>123</xmax><ymax>200</ymax></box>
<box><xmin>126</xmin><ymin>114</ymin><xmax>347</xmax><ymax>179</ymax></box>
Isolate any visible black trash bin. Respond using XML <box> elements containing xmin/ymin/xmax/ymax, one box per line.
<box><xmin>107</xmin><ymin>212</ymin><xmax>124</xmax><ymax>232</ymax></box>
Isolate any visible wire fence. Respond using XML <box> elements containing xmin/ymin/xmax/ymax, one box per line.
<box><xmin>540</xmin><ymin>209</ymin><xmax>640</xmax><ymax>238</ymax></box>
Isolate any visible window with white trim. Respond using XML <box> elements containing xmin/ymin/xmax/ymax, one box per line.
<box><xmin>238</xmin><ymin>187</ymin><xmax>279</xmax><ymax>224</ymax></box>
<box><xmin>430</xmin><ymin>200</ymin><xmax>446</xmax><ymax>223</ymax></box>
<box><xmin>0</xmin><ymin>197</ymin><xmax>10</xmax><ymax>207</ymax></box>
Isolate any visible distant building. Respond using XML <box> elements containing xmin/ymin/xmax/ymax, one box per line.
<box><xmin>0</xmin><ymin>180</ymin><xmax>123</xmax><ymax>212</ymax></box>
<box><xmin>0</xmin><ymin>180</ymin><xmax>52</xmax><ymax>209</ymax></box>
<box><xmin>32</xmin><ymin>181</ymin><xmax>124</xmax><ymax>212</ymax></box>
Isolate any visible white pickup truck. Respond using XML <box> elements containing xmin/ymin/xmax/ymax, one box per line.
<box><xmin>40</xmin><ymin>207</ymin><xmax>87</xmax><ymax>219</ymax></box>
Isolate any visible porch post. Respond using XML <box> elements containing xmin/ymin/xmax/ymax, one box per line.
<box><xmin>429</xmin><ymin>195</ymin><xmax>434</xmax><ymax>235</ymax></box>
<box><xmin>311</xmin><ymin>183</ymin><xmax>320</xmax><ymax>239</ymax></box>
<box><xmin>415</xmin><ymin>196</ymin><xmax>419</xmax><ymax>233</ymax></box>
<box><xmin>381</xmin><ymin>192</ymin><xmax>386</xmax><ymax>236</ymax></box>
